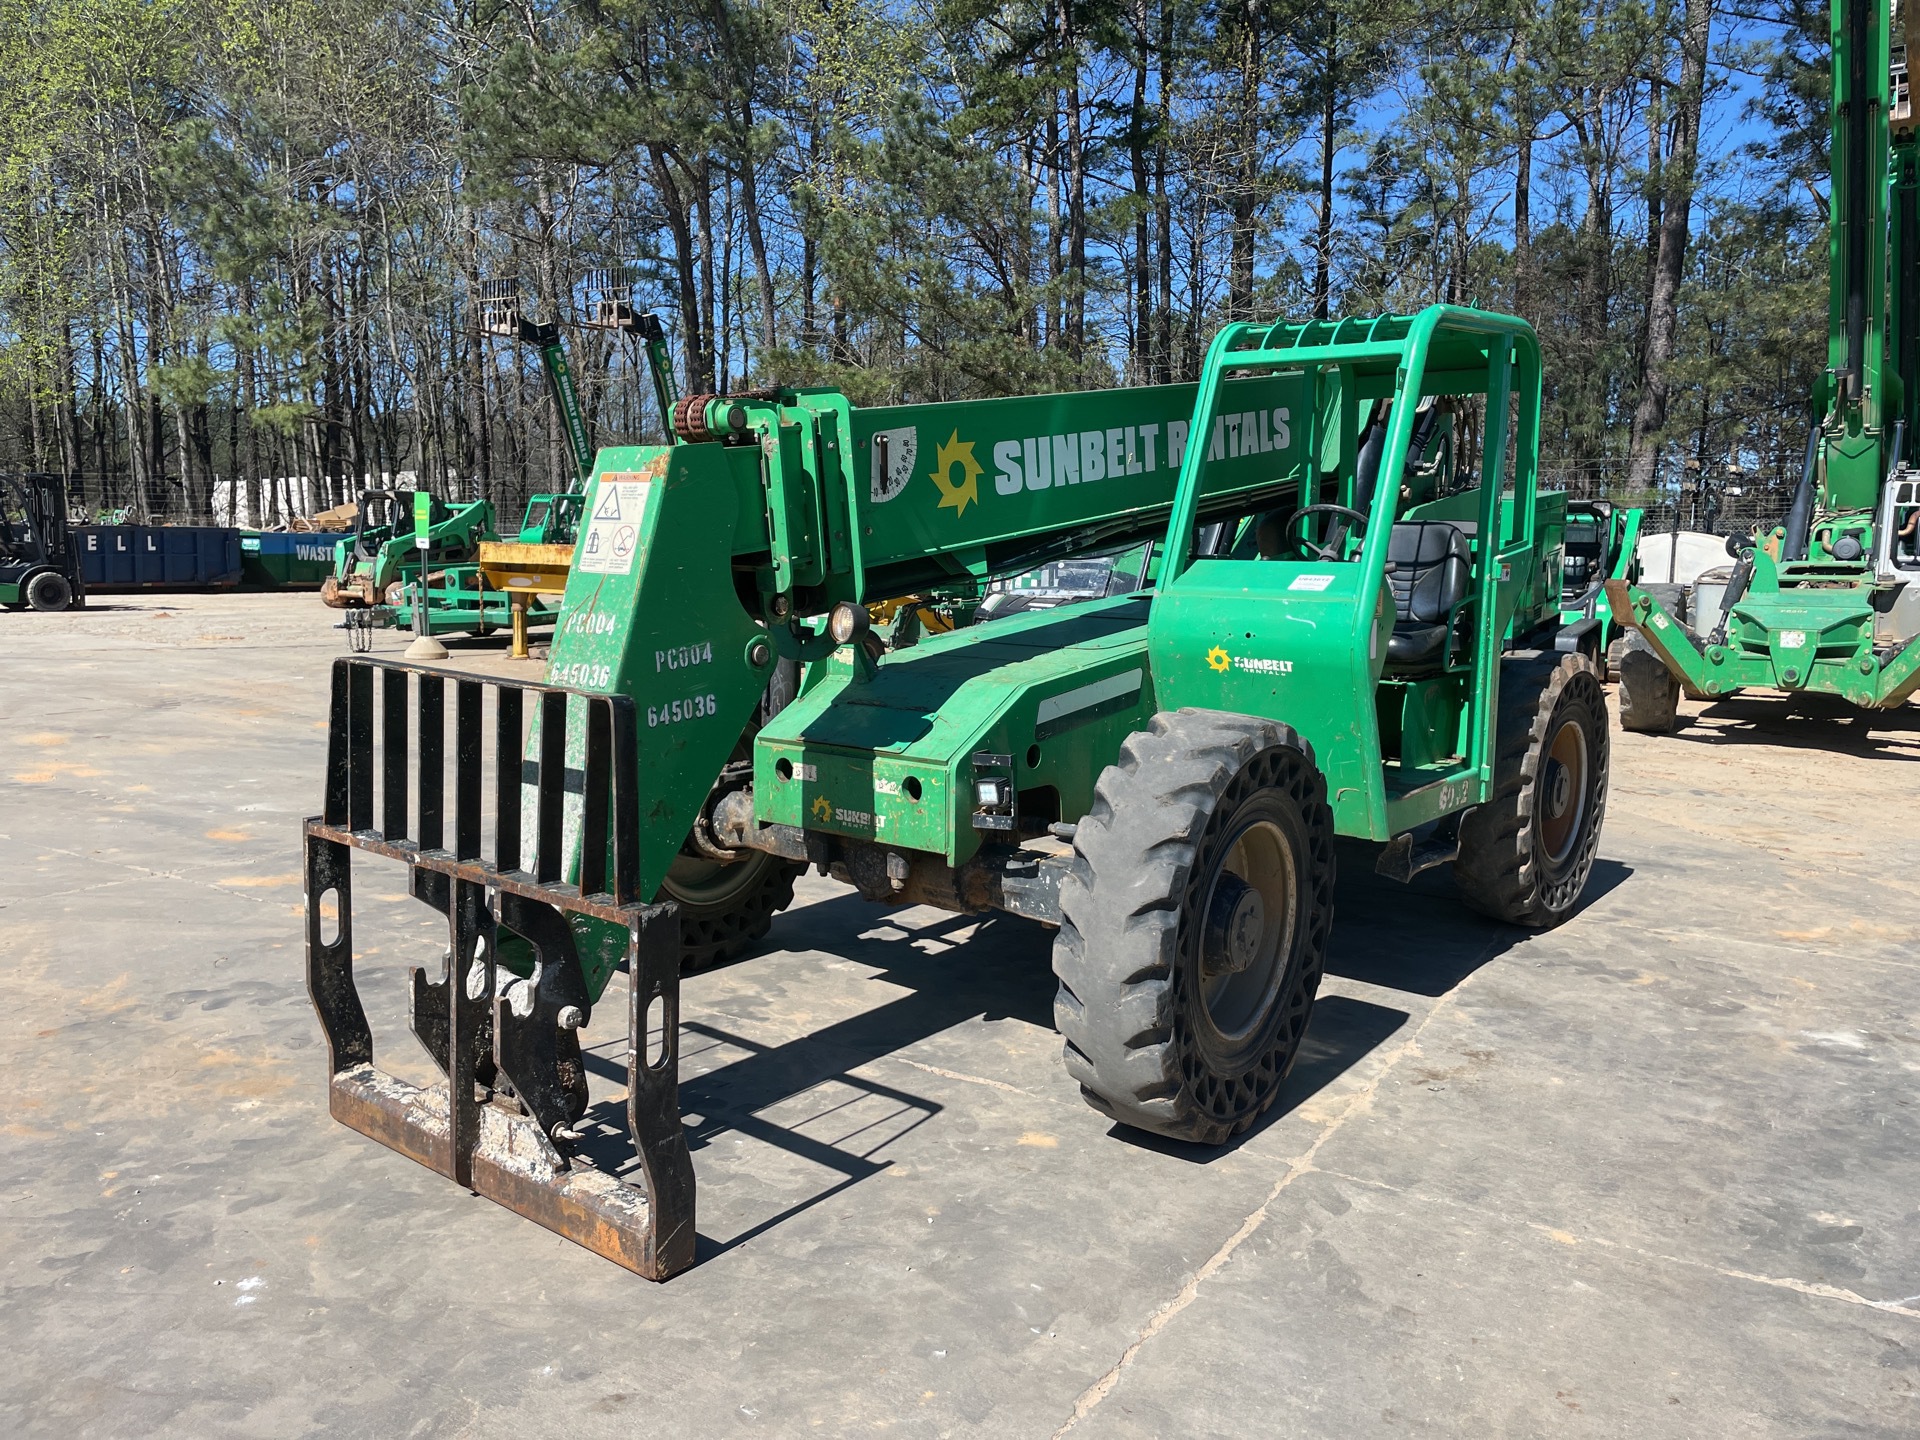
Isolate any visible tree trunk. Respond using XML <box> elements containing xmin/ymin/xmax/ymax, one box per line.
<box><xmin>1228</xmin><ymin>0</ymin><xmax>1261</xmax><ymax>319</ymax></box>
<box><xmin>1627</xmin><ymin>0</ymin><xmax>1712</xmax><ymax>492</ymax></box>
<box><xmin>1046</xmin><ymin>104</ymin><xmax>1063</xmax><ymax>349</ymax></box>
<box><xmin>1061</xmin><ymin>0</ymin><xmax>1087</xmax><ymax>357</ymax></box>
<box><xmin>695</xmin><ymin>157</ymin><xmax>719</xmax><ymax>392</ymax></box>
<box><xmin>1314</xmin><ymin>13</ymin><xmax>1338</xmax><ymax>321</ymax></box>
<box><xmin>56</xmin><ymin>322</ymin><xmax>81</xmax><ymax>479</ymax></box>
<box><xmin>737</xmin><ymin>121</ymin><xmax>778</xmax><ymax>356</ymax></box>
<box><xmin>651</xmin><ymin>145</ymin><xmax>710</xmax><ymax>393</ymax></box>
<box><xmin>1154</xmin><ymin>0</ymin><xmax>1174</xmax><ymax>382</ymax></box>
<box><xmin>1512</xmin><ymin>36</ymin><xmax>1533</xmax><ymax>319</ymax></box>
<box><xmin>239</xmin><ymin>307</ymin><xmax>260</xmax><ymax>529</ymax></box>
<box><xmin>1129</xmin><ymin>0</ymin><xmax>1152</xmax><ymax>382</ymax></box>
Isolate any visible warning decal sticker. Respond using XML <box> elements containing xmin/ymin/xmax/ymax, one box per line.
<box><xmin>578</xmin><ymin>474</ymin><xmax>650</xmax><ymax>576</ymax></box>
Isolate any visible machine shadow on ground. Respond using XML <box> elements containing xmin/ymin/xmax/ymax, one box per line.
<box><xmin>564</xmin><ymin>835</ymin><xmax>1624</xmax><ymax>1224</ymax></box>
<box><xmin>574</xmin><ymin>899</ymin><xmax>1064</xmax><ymax>1256</ymax></box>
<box><xmin>1672</xmin><ymin>693</ymin><xmax>1920</xmax><ymax>757</ymax></box>
<box><xmin>1111</xmin><ymin>845</ymin><xmax>1631</xmax><ymax>1161</ymax></box>
<box><xmin>1326</xmin><ymin>841</ymin><xmax>1633</xmax><ymax>997</ymax></box>
<box><xmin>352</xmin><ymin>828</ymin><xmax>1637</xmax><ymax>1259</ymax></box>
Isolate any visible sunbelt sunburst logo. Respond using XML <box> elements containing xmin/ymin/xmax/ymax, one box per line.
<box><xmin>930</xmin><ymin>431</ymin><xmax>982</xmax><ymax>516</ymax></box>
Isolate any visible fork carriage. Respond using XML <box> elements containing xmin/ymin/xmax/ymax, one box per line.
<box><xmin>303</xmin><ymin>657</ymin><xmax>696</xmax><ymax>1278</ymax></box>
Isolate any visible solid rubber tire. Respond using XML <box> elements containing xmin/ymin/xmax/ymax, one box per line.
<box><xmin>1052</xmin><ymin>709</ymin><xmax>1336</xmax><ymax>1145</ymax></box>
<box><xmin>1603</xmin><ymin>633</ymin><xmax>1628</xmax><ymax>683</ymax></box>
<box><xmin>1453</xmin><ymin>652</ymin><xmax>1609</xmax><ymax>927</ymax></box>
<box><xmin>662</xmin><ymin>851</ymin><xmax>800</xmax><ymax>972</ymax></box>
<box><xmin>1616</xmin><ymin>630</ymin><xmax>1682</xmax><ymax>733</ymax></box>
<box><xmin>25</xmin><ymin>570</ymin><xmax>72</xmax><ymax>612</ymax></box>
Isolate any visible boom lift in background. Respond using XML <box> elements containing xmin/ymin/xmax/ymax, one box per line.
<box><xmin>322</xmin><ymin>275</ymin><xmax>680</xmax><ymax>648</ymax></box>
<box><xmin>303</xmin><ymin>305</ymin><xmax>1613</xmax><ymax>1278</ymax></box>
<box><xmin>1611</xmin><ymin>0</ymin><xmax>1920</xmax><ymax>724</ymax></box>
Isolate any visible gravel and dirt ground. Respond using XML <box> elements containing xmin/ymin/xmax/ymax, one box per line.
<box><xmin>3</xmin><ymin>590</ymin><xmax>1917</xmax><ymax>1437</ymax></box>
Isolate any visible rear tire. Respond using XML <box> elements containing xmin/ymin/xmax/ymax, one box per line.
<box><xmin>1454</xmin><ymin>652</ymin><xmax>1608</xmax><ymax>928</ymax></box>
<box><xmin>1603</xmin><ymin>633</ymin><xmax>1628</xmax><ymax>683</ymax></box>
<box><xmin>26</xmin><ymin>570</ymin><xmax>72</xmax><ymax>612</ymax></box>
<box><xmin>1053</xmin><ymin>709</ymin><xmax>1336</xmax><ymax>1144</ymax></box>
<box><xmin>1640</xmin><ymin>583</ymin><xmax>1688</xmax><ymax>629</ymax></box>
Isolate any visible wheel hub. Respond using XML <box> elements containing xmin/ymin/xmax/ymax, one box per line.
<box><xmin>1544</xmin><ymin>758</ymin><xmax>1572</xmax><ymax>818</ymax></box>
<box><xmin>1202</xmin><ymin>873</ymin><xmax>1266</xmax><ymax>977</ymax></box>
<box><xmin>1537</xmin><ymin>718</ymin><xmax>1590</xmax><ymax>865</ymax></box>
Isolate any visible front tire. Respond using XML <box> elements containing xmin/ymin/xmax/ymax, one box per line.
<box><xmin>1454</xmin><ymin>652</ymin><xmax>1609</xmax><ymax>927</ymax></box>
<box><xmin>1615</xmin><ymin>630</ymin><xmax>1682</xmax><ymax>733</ymax></box>
<box><xmin>661</xmin><ymin>657</ymin><xmax>804</xmax><ymax>971</ymax></box>
<box><xmin>26</xmin><ymin>570</ymin><xmax>72</xmax><ymax>612</ymax></box>
<box><xmin>1053</xmin><ymin>709</ymin><xmax>1336</xmax><ymax>1145</ymax></box>
<box><xmin>660</xmin><ymin>850</ymin><xmax>800</xmax><ymax>971</ymax></box>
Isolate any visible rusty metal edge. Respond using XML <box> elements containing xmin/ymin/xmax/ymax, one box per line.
<box><xmin>302</xmin><ymin>816</ymin><xmax>643</xmax><ymax>925</ymax></box>
<box><xmin>469</xmin><ymin>1147</ymin><xmax>680</xmax><ymax>1280</ymax></box>
<box><xmin>328</xmin><ymin>1063</ymin><xmax>455</xmax><ymax>1179</ymax></box>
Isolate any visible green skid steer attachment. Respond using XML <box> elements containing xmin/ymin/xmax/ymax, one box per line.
<box><xmin>305</xmin><ymin>305</ymin><xmax>1612</xmax><ymax>1276</ymax></box>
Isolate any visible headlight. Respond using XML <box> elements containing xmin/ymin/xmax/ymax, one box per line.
<box><xmin>828</xmin><ymin>601</ymin><xmax>871</xmax><ymax>646</ymax></box>
<box><xmin>975</xmin><ymin>778</ymin><xmax>1010</xmax><ymax>808</ymax></box>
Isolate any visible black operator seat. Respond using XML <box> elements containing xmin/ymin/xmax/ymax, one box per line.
<box><xmin>1385</xmin><ymin>521</ymin><xmax>1471</xmax><ymax>672</ymax></box>
<box><xmin>1562</xmin><ymin>517</ymin><xmax>1602</xmax><ymax>594</ymax></box>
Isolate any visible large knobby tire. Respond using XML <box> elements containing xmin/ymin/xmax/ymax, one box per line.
<box><xmin>26</xmin><ymin>570</ymin><xmax>73</xmax><ymax>613</ymax></box>
<box><xmin>661</xmin><ymin>850</ymin><xmax>800</xmax><ymax>972</ymax></box>
<box><xmin>1053</xmin><ymin>709</ymin><xmax>1336</xmax><ymax>1145</ymax></box>
<box><xmin>660</xmin><ymin>656</ymin><xmax>803</xmax><ymax>972</ymax></box>
<box><xmin>1615</xmin><ymin>630</ymin><xmax>1682</xmax><ymax>733</ymax></box>
<box><xmin>1454</xmin><ymin>652</ymin><xmax>1609</xmax><ymax>927</ymax></box>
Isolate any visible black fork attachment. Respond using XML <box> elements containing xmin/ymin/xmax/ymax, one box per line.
<box><xmin>303</xmin><ymin>656</ymin><xmax>695</xmax><ymax>1279</ymax></box>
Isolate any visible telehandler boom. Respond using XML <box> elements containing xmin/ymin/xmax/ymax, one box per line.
<box><xmin>304</xmin><ymin>306</ymin><xmax>1610</xmax><ymax>1277</ymax></box>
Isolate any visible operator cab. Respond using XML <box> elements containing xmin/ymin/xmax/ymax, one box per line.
<box><xmin>1877</xmin><ymin>474</ymin><xmax>1920</xmax><ymax>573</ymax></box>
<box><xmin>352</xmin><ymin>489</ymin><xmax>452</xmax><ymax>564</ymax></box>
<box><xmin>0</xmin><ymin>483</ymin><xmax>34</xmax><ymax>558</ymax></box>
<box><xmin>1273</xmin><ymin>395</ymin><xmax>1478</xmax><ymax>678</ymax></box>
<box><xmin>351</xmin><ymin>490</ymin><xmax>409</xmax><ymax>563</ymax></box>
<box><xmin>1560</xmin><ymin>501</ymin><xmax>1615</xmax><ymax>602</ymax></box>
<box><xmin>519</xmin><ymin>492</ymin><xmax>584</xmax><ymax>547</ymax></box>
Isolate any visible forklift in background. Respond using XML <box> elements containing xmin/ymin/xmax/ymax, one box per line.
<box><xmin>0</xmin><ymin>474</ymin><xmax>85</xmax><ymax>613</ymax></box>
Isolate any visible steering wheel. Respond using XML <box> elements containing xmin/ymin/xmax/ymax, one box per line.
<box><xmin>1286</xmin><ymin>504</ymin><xmax>1370</xmax><ymax>562</ymax></box>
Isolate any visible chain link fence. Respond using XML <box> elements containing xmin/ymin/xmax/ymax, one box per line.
<box><xmin>1541</xmin><ymin>461</ymin><xmax>1795</xmax><ymax>543</ymax></box>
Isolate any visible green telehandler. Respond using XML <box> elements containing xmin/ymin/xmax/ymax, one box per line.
<box><xmin>303</xmin><ymin>305</ymin><xmax>1611</xmax><ymax>1277</ymax></box>
<box><xmin>1609</xmin><ymin>0</ymin><xmax>1920</xmax><ymax>726</ymax></box>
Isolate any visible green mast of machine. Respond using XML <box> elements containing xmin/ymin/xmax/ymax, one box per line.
<box><xmin>1610</xmin><ymin>0</ymin><xmax>1920</xmax><ymax>723</ymax></box>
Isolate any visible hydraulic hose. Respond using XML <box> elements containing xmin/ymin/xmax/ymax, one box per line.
<box><xmin>1783</xmin><ymin>420</ymin><xmax>1821</xmax><ymax>561</ymax></box>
